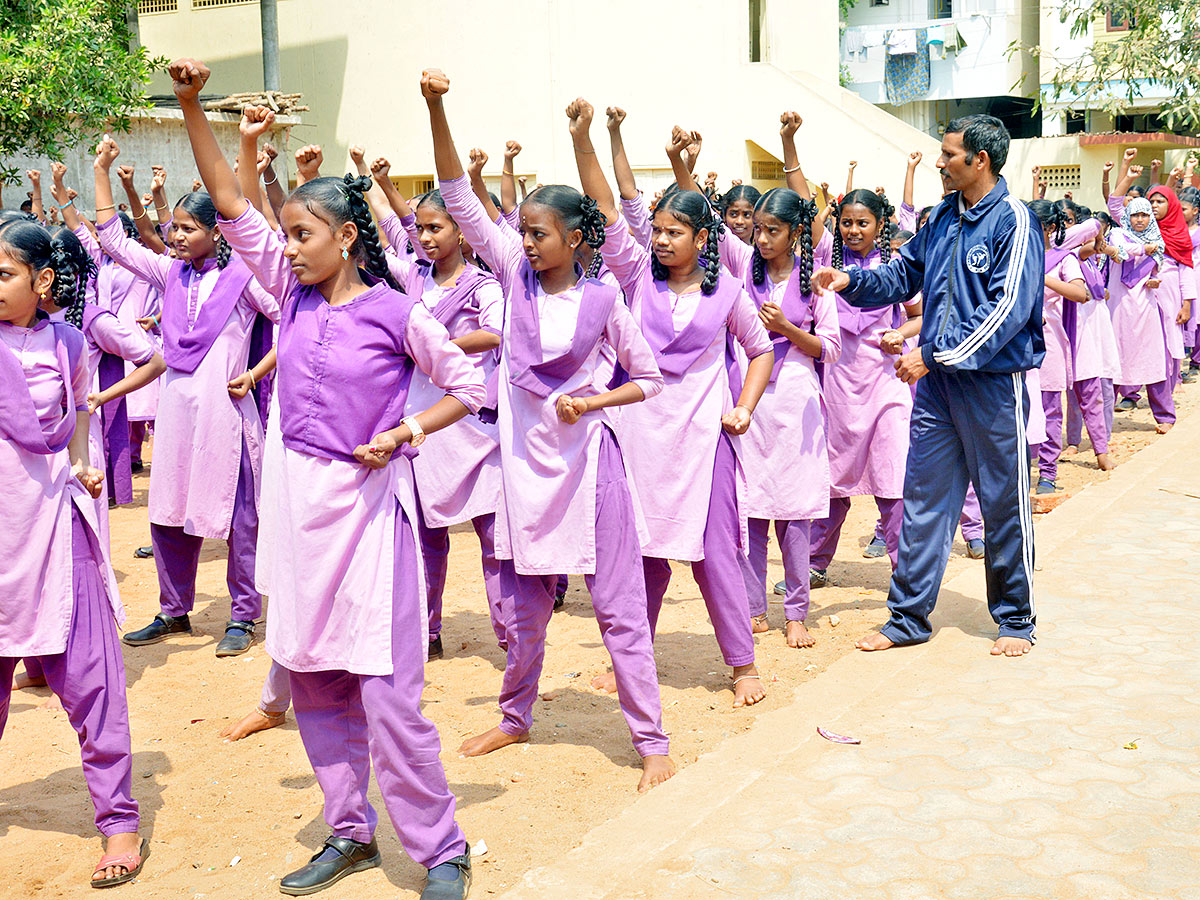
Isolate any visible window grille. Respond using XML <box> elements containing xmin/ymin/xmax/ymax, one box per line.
<box><xmin>1039</xmin><ymin>165</ymin><xmax>1081</xmax><ymax>192</ymax></box>
<box><xmin>194</xmin><ymin>0</ymin><xmax>257</xmax><ymax>8</ymax></box>
<box><xmin>751</xmin><ymin>160</ymin><xmax>784</xmax><ymax>181</ymax></box>
<box><xmin>412</xmin><ymin>178</ymin><xmax>435</xmax><ymax>195</ymax></box>
<box><xmin>137</xmin><ymin>0</ymin><xmax>177</xmax><ymax>13</ymax></box>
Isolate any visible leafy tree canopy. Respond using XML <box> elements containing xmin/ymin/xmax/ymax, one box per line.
<box><xmin>0</xmin><ymin>0</ymin><xmax>166</xmax><ymax>181</ymax></box>
<box><xmin>1035</xmin><ymin>0</ymin><xmax>1200</xmax><ymax>133</ymax></box>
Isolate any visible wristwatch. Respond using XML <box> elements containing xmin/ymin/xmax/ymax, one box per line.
<box><xmin>401</xmin><ymin>415</ymin><xmax>426</xmax><ymax>448</ymax></box>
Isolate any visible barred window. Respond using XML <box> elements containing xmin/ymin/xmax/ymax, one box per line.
<box><xmin>194</xmin><ymin>0</ymin><xmax>257</xmax><ymax>8</ymax></box>
<box><xmin>751</xmin><ymin>160</ymin><xmax>784</xmax><ymax>181</ymax></box>
<box><xmin>137</xmin><ymin>0</ymin><xmax>177</xmax><ymax>13</ymax></box>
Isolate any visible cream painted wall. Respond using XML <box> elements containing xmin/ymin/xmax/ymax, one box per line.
<box><xmin>135</xmin><ymin>0</ymin><xmax>943</xmax><ymax>203</ymax></box>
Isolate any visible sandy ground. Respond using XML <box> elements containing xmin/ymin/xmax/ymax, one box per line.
<box><xmin>3</xmin><ymin>382</ymin><xmax>1195</xmax><ymax>898</ymax></box>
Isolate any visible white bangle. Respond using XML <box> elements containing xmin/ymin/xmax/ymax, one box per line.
<box><xmin>782</xmin><ymin>162</ymin><xmax>801</xmax><ymax>174</ymax></box>
<box><xmin>401</xmin><ymin>415</ymin><xmax>425</xmax><ymax>447</ymax></box>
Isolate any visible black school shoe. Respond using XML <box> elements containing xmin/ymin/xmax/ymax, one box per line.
<box><xmin>421</xmin><ymin>846</ymin><xmax>471</xmax><ymax>900</ymax></box>
<box><xmin>215</xmin><ymin>620</ymin><xmax>256</xmax><ymax>657</ymax></box>
<box><xmin>122</xmin><ymin>613</ymin><xmax>192</xmax><ymax>646</ymax></box>
<box><xmin>428</xmin><ymin>635</ymin><xmax>444</xmax><ymax>660</ymax></box>
<box><xmin>133</xmin><ymin>545</ymin><xmax>154</xmax><ymax>559</ymax></box>
<box><xmin>279</xmin><ymin>836</ymin><xmax>381</xmax><ymax>896</ymax></box>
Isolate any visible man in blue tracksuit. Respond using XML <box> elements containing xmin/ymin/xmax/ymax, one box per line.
<box><xmin>814</xmin><ymin>114</ymin><xmax>1044</xmax><ymax>657</ymax></box>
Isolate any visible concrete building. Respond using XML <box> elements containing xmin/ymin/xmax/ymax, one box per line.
<box><xmin>130</xmin><ymin>0</ymin><xmax>945</xmax><ymax>206</ymax></box>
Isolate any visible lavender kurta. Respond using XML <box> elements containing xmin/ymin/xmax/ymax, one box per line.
<box><xmin>96</xmin><ymin>216</ymin><xmax>281</xmax><ymax>539</ymax></box>
<box><xmin>720</xmin><ymin>236</ymin><xmax>842</xmax><ymax>519</ymax></box>
<box><xmin>440</xmin><ymin>175</ymin><xmax>665</xmax><ymax>574</ymax></box>
<box><xmin>48</xmin><ymin>306</ymin><xmax>154</xmax><ymax>551</ymax></box>
<box><xmin>392</xmin><ymin>258</ymin><xmax>505</xmax><ymax>529</ymax></box>
<box><xmin>1075</xmin><ymin>257</ymin><xmax>1121</xmax><ymax>382</ymax></box>
<box><xmin>1</xmin><ymin>319</ymin><xmax>122</xmax><ymax>657</ymax></box>
<box><xmin>75</xmin><ymin>225</ymin><xmax>162</xmax><ymax>421</ymax></box>
<box><xmin>1039</xmin><ymin>251</ymin><xmax>1085</xmax><ymax>393</ymax></box>
<box><xmin>815</xmin><ymin>230</ymin><xmax>914</xmax><ymax>499</ymax></box>
<box><xmin>1104</xmin><ymin>232</ymin><xmax>1173</xmax><ymax>386</ymax></box>
<box><xmin>604</xmin><ymin>214</ymin><xmax>772</xmax><ymax>561</ymax></box>
<box><xmin>219</xmin><ymin>203</ymin><xmax>485</xmax><ymax>675</ymax></box>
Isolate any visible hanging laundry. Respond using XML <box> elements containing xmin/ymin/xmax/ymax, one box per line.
<box><xmin>843</xmin><ymin>29</ymin><xmax>865</xmax><ymax>60</ymax></box>
<box><xmin>887</xmin><ymin>28</ymin><xmax>918</xmax><ymax>56</ymax></box>
<box><xmin>885</xmin><ymin>27</ymin><xmax>930</xmax><ymax>103</ymax></box>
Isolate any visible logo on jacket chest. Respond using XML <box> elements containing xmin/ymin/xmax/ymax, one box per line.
<box><xmin>965</xmin><ymin>244</ymin><xmax>990</xmax><ymax>274</ymax></box>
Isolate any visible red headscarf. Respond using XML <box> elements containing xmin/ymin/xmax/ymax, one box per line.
<box><xmin>1148</xmin><ymin>186</ymin><xmax>1195</xmax><ymax>268</ymax></box>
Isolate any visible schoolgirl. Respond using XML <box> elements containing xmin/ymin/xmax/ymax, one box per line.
<box><xmin>0</xmin><ymin>219</ymin><xmax>145</xmax><ymax>888</ymax></box>
<box><xmin>177</xmin><ymin>59</ymin><xmax>483</xmax><ymax>899</ymax></box>
<box><xmin>718</xmin><ymin>188</ymin><xmax>840</xmax><ymax>648</ymax></box>
<box><xmin>809</xmin><ymin>188</ymin><xmax>923</xmax><ymax>582</ymax></box>
<box><xmin>574</xmin><ymin>108</ymin><xmax>774</xmax><ymax>707</ymax></box>
<box><xmin>426</xmin><ymin>71</ymin><xmax>677</xmax><ymax>793</ymax></box>
<box><xmin>1180</xmin><ymin>186</ymin><xmax>1200</xmax><ymax>377</ymax></box>
<box><xmin>93</xmin><ymin>136</ymin><xmax>281</xmax><ymax>657</ymax></box>
<box><xmin>721</xmin><ymin>183</ymin><xmax>761</xmax><ymax>245</ymax></box>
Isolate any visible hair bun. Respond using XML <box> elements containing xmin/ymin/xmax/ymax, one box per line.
<box><xmin>342</xmin><ymin>173</ymin><xmax>373</xmax><ymax>195</ymax></box>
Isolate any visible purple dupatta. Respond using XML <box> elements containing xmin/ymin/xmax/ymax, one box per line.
<box><xmin>0</xmin><ymin>318</ymin><xmax>84</xmax><ymax>456</ymax></box>
<box><xmin>81</xmin><ymin>304</ymin><xmax>133</xmax><ymax>504</ymax></box>
<box><xmin>639</xmin><ymin>272</ymin><xmax>740</xmax><ymax>378</ymax></box>
<box><xmin>160</xmin><ymin>255</ymin><xmax>254</xmax><ymax>373</ymax></box>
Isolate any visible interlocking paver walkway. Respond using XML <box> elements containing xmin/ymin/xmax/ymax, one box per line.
<box><xmin>497</xmin><ymin>410</ymin><xmax>1200</xmax><ymax>900</ymax></box>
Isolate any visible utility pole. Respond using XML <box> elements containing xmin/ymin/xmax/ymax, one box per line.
<box><xmin>261</xmin><ymin>0</ymin><xmax>280</xmax><ymax>91</ymax></box>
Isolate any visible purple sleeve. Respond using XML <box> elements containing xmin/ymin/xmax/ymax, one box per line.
<box><xmin>475</xmin><ymin>279</ymin><xmax>505</xmax><ymax>335</ymax></box>
<box><xmin>95</xmin><ymin>216</ymin><xmax>172</xmax><ymax>292</ymax></box>
<box><xmin>719</xmin><ymin>231</ymin><xmax>754</xmax><ymax>280</ymax></box>
<box><xmin>1106</xmin><ymin>194</ymin><xmax>1126</xmax><ymax>221</ymax></box>
<box><xmin>72</xmin><ymin>224</ymin><xmax>104</xmax><ymax>267</ymax></box>
<box><xmin>379</xmin><ymin>213</ymin><xmax>429</xmax><ymax>263</ymax></box>
<box><xmin>89</xmin><ymin>309</ymin><xmax>156</xmax><ymax>366</ymax></box>
<box><xmin>603</xmin><ymin>298</ymin><xmax>664</xmax><ymax>400</ymax></box>
<box><xmin>502</xmin><ymin>207</ymin><xmax>521</xmax><ymax>232</ymax></box>
<box><xmin>70</xmin><ymin>337</ymin><xmax>90</xmax><ymax>411</ymax></box>
<box><xmin>728</xmin><ymin>289</ymin><xmax>773</xmax><ymax>358</ymax></box>
<box><xmin>620</xmin><ymin>193</ymin><xmax>652</xmax><ymax>248</ymax></box>
<box><xmin>403</xmin><ymin>303</ymin><xmax>487</xmax><ymax>413</ymax></box>
<box><xmin>813</xmin><ymin>228</ymin><xmax>834</xmax><ymax>269</ymax></box>
<box><xmin>598</xmin><ymin>213</ymin><xmax>652</xmax><ymax>296</ymax></box>
<box><xmin>1058</xmin><ymin>252</ymin><xmax>1085</xmax><ymax>285</ymax></box>
<box><xmin>898</xmin><ymin>202</ymin><xmax>917</xmax><ymax>233</ymax></box>
<box><xmin>1061</xmin><ymin>218</ymin><xmax>1102</xmax><ymax>252</ymax></box>
<box><xmin>811</xmin><ymin>286</ymin><xmax>842</xmax><ymax>365</ymax></box>
<box><xmin>217</xmin><ymin>200</ymin><xmax>298</xmax><ymax>304</ymax></box>
<box><xmin>439</xmin><ymin>174</ymin><xmax>525</xmax><ymax>294</ymax></box>
<box><xmin>158</xmin><ymin>217</ymin><xmax>172</xmax><ymax>242</ymax></box>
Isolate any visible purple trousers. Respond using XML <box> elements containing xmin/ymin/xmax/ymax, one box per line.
<box><xmin>417</xmin><ymin>511</ymin><xmax>504</xmax><ymax>646</ymax></box>
<box><xmin>287</xmin><ymin>508</ymin><xmax>466</xmax><ymax>870</ymax></box>
<box><xmin>1</xmin><ymin>508</ymin><xmax>139</xmax><ymax>837</ymax></box>
<box><xmin>744</xmin><ymin>518</ymin><xmax>811</xmax><ymax>621</ymax></box>
<box><xmin>497</xmin><ymin>429</ymin><xmax>668</xmax><ymax>757</ymax></box>
<box><xmin>960</xmin><ymin>486</ymin><xmax>983</xmax><ymax>542</ymax></box>
<box><xmin>1066</xmin><ymin>378</ymin><xmax>1114</xmax><ymax>448</ymax></box>
<box><xmin>644</xmin><ymin>434</ymin><xmax>755</xmax><ymax>668</ymax></box>
<box><xmin>1040</xmin><ymin>380</ymin><xmax>1110</xmax><ymax>482</ymax></box>
<box><xmin>151</xmin><ymin>435</ymin><xmax>261</xmax><ymax>622</ymax></box>
<box><xmin>811</xmin><ymin>495</ymin><xmax>902</xmax><ymax>571</ymax></box>
<box><xmin>129</xmin><ymin>421</ymin><xmax>149</xmax><ymax>466</ymax></box>
<box><xmin>1117</xmin><ymin>380</ymin><xmax>1176</xmax><ymax>424</ymax></box>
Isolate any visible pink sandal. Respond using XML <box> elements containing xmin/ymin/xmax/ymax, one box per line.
<box><xmin>91</xmin><ymin>838</ymin><xmax>148</xmax><ymax>889</ymax></box>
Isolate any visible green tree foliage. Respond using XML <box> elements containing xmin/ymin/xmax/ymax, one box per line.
<box><xmin>1035</xmin><ymin>0</ymin><xmax>1200</xmax><ymax>132</ymax></box>
<box><xmin>0</xmin><ymin>0</ymin><xmax>166</xmax><ymax>181</ymax></box>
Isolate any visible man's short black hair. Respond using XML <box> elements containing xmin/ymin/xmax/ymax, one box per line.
<box><xmin>945</xmin><ymin>114</ymin><xmax>1010</xmax><ymax>175</ymax></box>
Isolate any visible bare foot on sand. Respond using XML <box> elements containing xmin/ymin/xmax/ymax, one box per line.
<box><xmin>731</xmin><ymin>664</ymin><xmax>765</xmax><ymax>708</ymax></box>
<box><xmin>786</xmin><ymin>620</ymin><xmax>814</xmax><ymax>648</ymax></box>
<box><xmin>39</xmin><ymin>694</ymin><xmax>63</xmax><ymax>711</ymax></box>
<box><xmin>638</xmin><ymin>755</ymin><xmax>677</xmax><ymax>793</ymax></box>
<box><xmin>459</xmin><ymin>725</ymin><xmax>529</xmax><ymax>757</ymax></box>
<box><xmin>220</xmin><ymin>708</ymin><xmax>285</xmax><ymax>742</ymax></box>
<box><xmin>1156</xmin><ymin>422</ymin><xmax>1174</xmax><ymax>434</ymax></box>
<box><xmin>751</xmin><ymin>614</ymin><xmax>769</xmax><ymax>634</ymax></box>
<box><xmin>855</xmin><ymin>631</ymin><xmax>896</xmax><ymax>651</ymax></box>
<box><xmin>1096</xmin><ymin>452</ymin><xmax>1115</xmax><ymax>471</ymax></box>
<box><xmin>590</xmin><ymin>671</ymin><xmax>618</xmax><ymax>694</ymax></box>
<box><xmin>1062</xmin><ymin>444</ymin><xmax>1079</xmax><ymax>457</ymax></box>
<box><xmin>13</xmin><ymin>670</ymin><xmax>47</xmax><ymax>690</ymax></box>
<box><xmin>991</xmin><ymin>636</ymin><xmax>1032</xmax><ymax>657</ymax></box>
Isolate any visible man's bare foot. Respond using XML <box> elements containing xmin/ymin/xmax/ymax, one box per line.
<box><xmin>590</xmin><ymin>671</ymin><xmax>618</xmax><ymax>694</ymax></box>
<box><xmin>1156</xmin><ymin>422</ymin><xmax>1174</xmax><ymax>434</ymax></box>
<box><xmin>731</xmin><ymin>664</ymin><xmax>765</xmax><ymax>708</ymax></box>
<box><xmin>638</xmin><ymin>755</ymin><xmax>677</xmax><ymax>793</ymax></box>
<box><xmin>459</xmin><ymin>725</ymin><xmax>529</xmax><ymax>757</ymax></box>
<box><xmin>1062</xmin><ymin>444</ymin><xmax>1079</xmax><ymax>457</ymax></box>
<box><xmin>13</xmin><ymin>670</ymin><xmax>47</xmax><ymax>690</ymax></box>
<box><xmin>1096</xmin><ymin>452</ymin><xmax>1115</xmax><ymax>471</ymax></box>
<box><xmin>751</xmin><ymin>613</ymin><xmax>769</xmax><ymax>634</ymax></box>
<box><xmin>39</xmin><ymin>694</ymin><xmax>63</xmax><ymax>711</ymax></box>
<box><xmin>786</xmin><ymin>619</ymin><xmax>814</xmax><ymax>648</ymax></box>
<box><xmin>93</xmin><ymin>831</ymin><xmax>141</xmax><ymax>883</ymax></box>
<box><xmin>991</xmin><ymin>636</ymin><xmax>1032</xmax><ymax>657</ymax></box>
<box><xmin>855</xmin><ymin>631</ymin><xmax>896</xmax><ymax>651</ymax></box>
<box><xmin>220</xmin><ymin>708</ymin><xmax>285</xmax><ymax>742</ymax></box>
